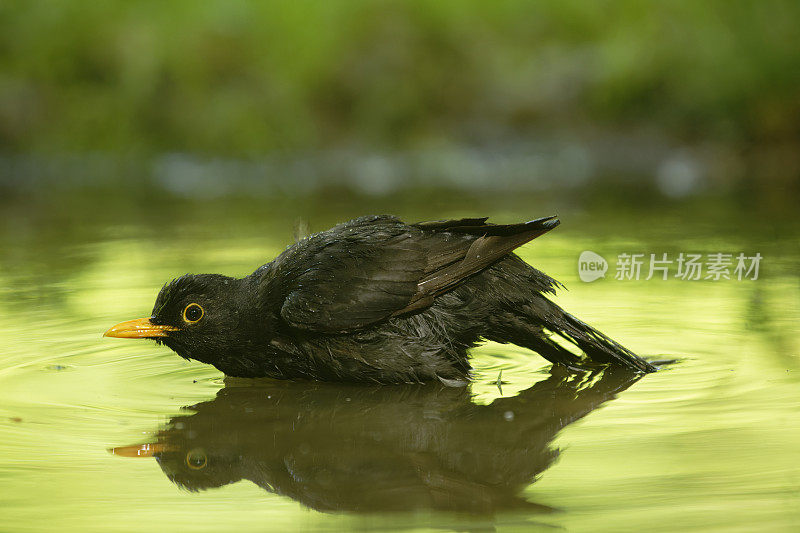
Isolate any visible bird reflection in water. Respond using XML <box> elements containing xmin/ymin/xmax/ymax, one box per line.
<box><xmin>112</xmin><ymin>365</ymin><xmax>641</xmax><ymax>514</ymax></box>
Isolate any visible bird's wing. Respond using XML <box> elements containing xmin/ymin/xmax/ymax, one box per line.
<box><xmin>403</xmin><ymin>216</ymin><xmax>560</xmax><ymax>310</ymax></box>
<box><xmin>277</xmin><ymin>215</ymin><xmax>559</xmax><ymax>332</ymax></box>
<box><xmin>276</xmin><ymin>216</ymin><xmax>425</xmax><ymax>332</ymax></box>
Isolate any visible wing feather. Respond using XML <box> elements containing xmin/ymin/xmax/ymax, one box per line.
<box><xmin>276</xmin><ymin>215</ymin><xmax>558</xmax><ymax>332</ymax></box>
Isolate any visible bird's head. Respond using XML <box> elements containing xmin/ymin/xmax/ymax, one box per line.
<box><xmin>104</xmin><ymin>274</ymin><xmax>247</xmax><ymax>365</ymax></box>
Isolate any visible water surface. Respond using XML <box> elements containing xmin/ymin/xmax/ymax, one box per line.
<box><xmin>1</xmin><ymin>196</ymin><xmax>798</xmax><ymax>532</ymax></box>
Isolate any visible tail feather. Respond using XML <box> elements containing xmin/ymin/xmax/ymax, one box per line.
<box><xmin>489</xmin><ymin>297</ymin><xmax>657</xmax><ymax>373</ymax></box>
<box><xmin>549</xmin><ymin>311</ymin><xmax>656</xmax><ymax>373</ymax></box>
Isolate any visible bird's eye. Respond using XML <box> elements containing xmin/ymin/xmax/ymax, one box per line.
<box><xmin>185</xmin><ymin>448</ymin><xmax>207</xmax><ymax>470</ymax></box>
<box><xmin>183</xmin><ymin>303</ymin><xmax>204</xmax><ymax>323</ymax></box>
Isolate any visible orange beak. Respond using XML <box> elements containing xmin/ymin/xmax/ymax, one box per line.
<box><xmin>104</xmin><ymin>317</ymin><xmax>176</xmax><ymax>339</ymax></box>
<box><xmin>110</xmin><ymin>443</ymin><xmax>172</xmax><ymax>457</ymax></box>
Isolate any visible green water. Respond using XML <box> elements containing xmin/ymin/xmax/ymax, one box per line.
<box><xmin>1</xmin><ymin>196</ymin><xmax>799</xmax><ymax>532</ymax></box>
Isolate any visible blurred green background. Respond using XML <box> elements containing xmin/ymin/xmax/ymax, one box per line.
<box><xmin>1</xmin><ymin>0</ymin><xmax>799</xmax><ymax>208</ymax></box>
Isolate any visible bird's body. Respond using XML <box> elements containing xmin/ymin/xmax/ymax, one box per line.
<box><xmin>105</xmin><ymin>215</ymin><xmax>656</xmax><ymax>382</ymax></box>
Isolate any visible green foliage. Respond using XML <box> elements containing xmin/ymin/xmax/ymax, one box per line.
<box><xmin>1</xmin><ymin>0</ymin><xmax>799</xmax><ymax>154</ymax></box>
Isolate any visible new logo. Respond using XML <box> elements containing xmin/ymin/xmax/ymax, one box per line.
<box><xmin>578</xmin><ymin>251</ymin><xmax>608</xmax><ymax>282</ymax></box>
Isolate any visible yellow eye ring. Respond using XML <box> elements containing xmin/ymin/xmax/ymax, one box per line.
<box><xmin>183</xmin><ymin>303</ymin><xmax>204</xmax><ymax>323</ymax></box>
<box><xmin>185</xmin><ymin>448</ymin><xmax>207</xmax><ymax>470</ymax></box>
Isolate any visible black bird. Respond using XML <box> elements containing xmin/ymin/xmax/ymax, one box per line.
<box><xmin>111</xmin><ymin>366</ymin><xmax>642</xmax><ymax>514</ymax></box>
<box><xmin>104</xmin><ymin>215</ymin><xmax>656</xmax><ymax>382</ymax></box>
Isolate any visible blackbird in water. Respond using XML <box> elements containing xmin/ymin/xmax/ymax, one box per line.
<box><xmin>104</xmin><ymin>215</ymin><xmax>656</xmax><ymax>382</ymax></box>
